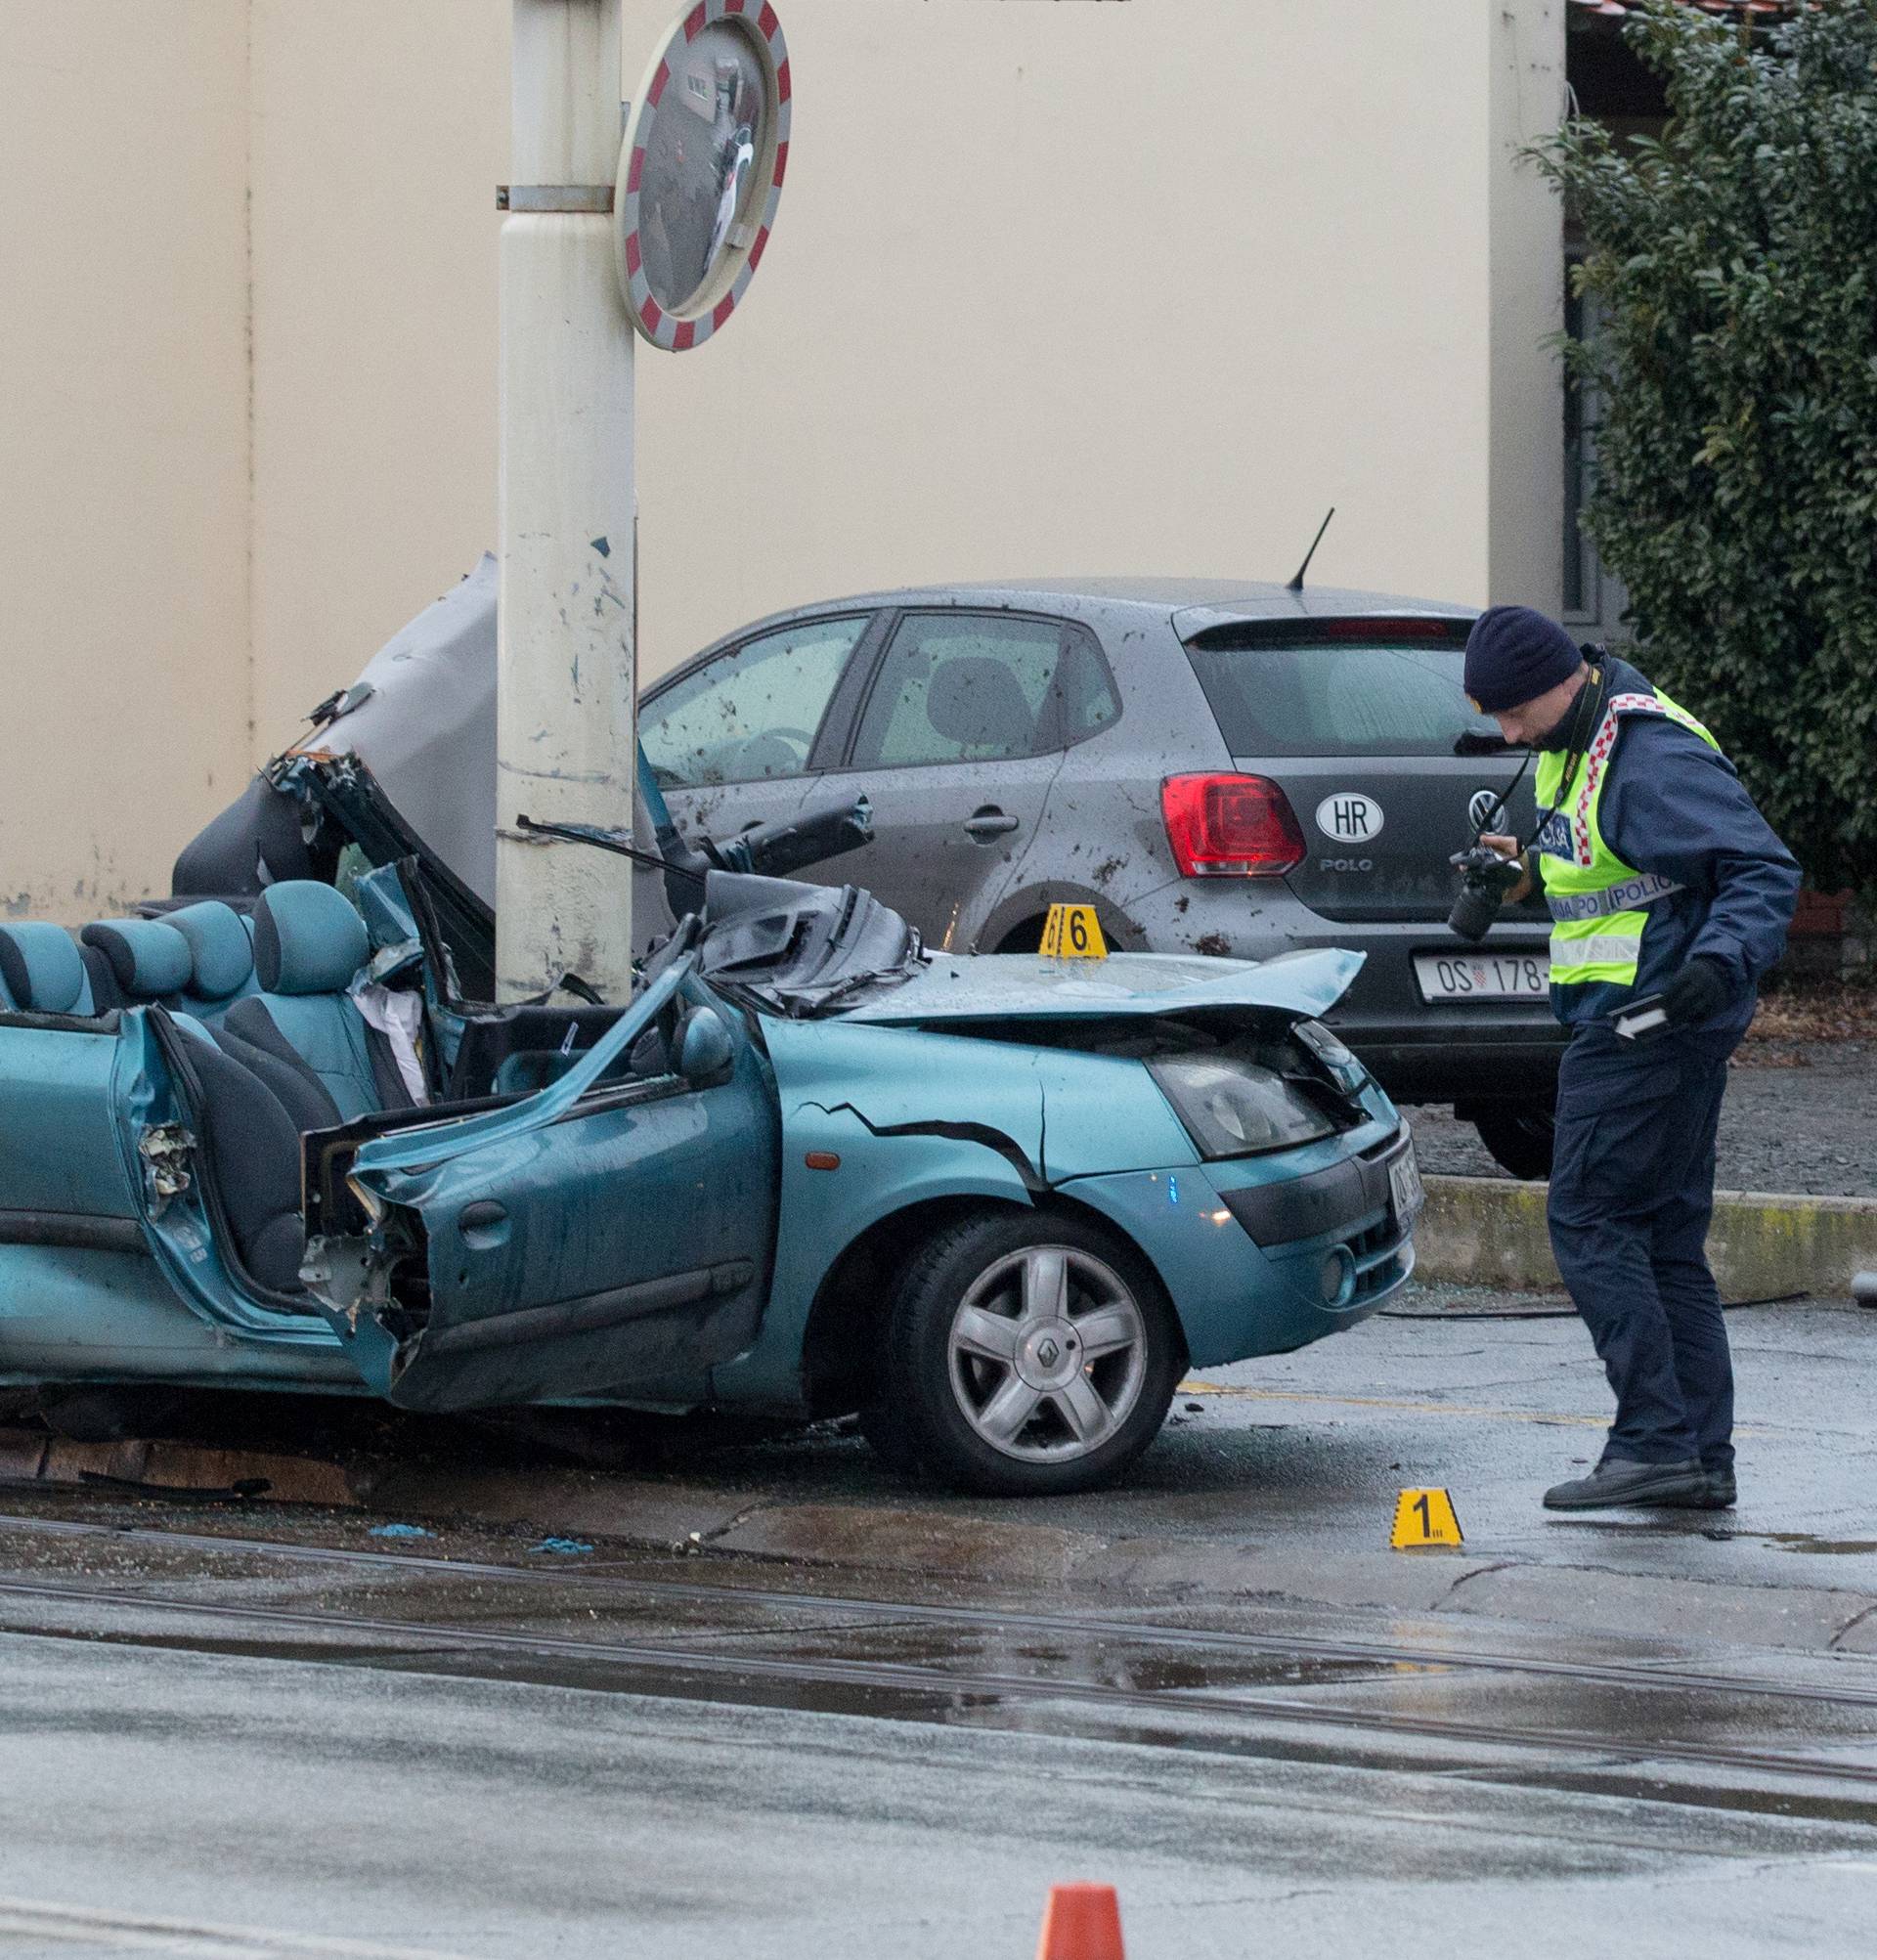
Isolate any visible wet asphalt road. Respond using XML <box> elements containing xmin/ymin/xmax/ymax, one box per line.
<box><xmin>461</xmin><ymin>1293</ymin><xmax>1877</xmax><ymax>1611</ymax></box>
<box><xmin>1410</xmin><ymin>1039</ymin><xmax>1877</xmax><ymax>1195</ymax></box>
<box><xmin>2</xmin><ymin>1592</ymin><xmax>1877</xmax><ymax>1960</ymax></box>
<box><xmin>4</xmin><ymin>1590</ymin><xmax>1877</xmax><ymax>1960</ymax></box>
<box><xmin>2</xmin><ymin>1299</ymin><xmax>1876</xmax><ymax>1954</ymax></box>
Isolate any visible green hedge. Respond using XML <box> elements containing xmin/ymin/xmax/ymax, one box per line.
<box><xmin>1534</xmin><ymin>0</ymin><xmax>1877</xmax><ymax>892</ymax></box>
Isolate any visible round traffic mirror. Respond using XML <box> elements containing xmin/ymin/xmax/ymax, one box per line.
<box><xmin>615</xmin><ymin>1</ymin><xmax>791</xmax><ymax>352</ymax></box>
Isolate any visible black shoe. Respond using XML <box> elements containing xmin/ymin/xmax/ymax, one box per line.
<box><xmin>1705</xmin><ymin>1466</ymin><xmax>1738</xmax><ymax>1508</ymax></box>
<box><xmin>1661</xmin><ymin>1466</ymin><xmax>1736</xmax><ymax>1510</ymax></box>
<box><xmin>1543</xmin><ymin>1457</ymin><xmax>1708</xmax><ymax>1511</ymax></box>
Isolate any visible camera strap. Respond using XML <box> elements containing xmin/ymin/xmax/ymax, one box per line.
<box><xmin>1536</xmin><ymin>663</ymin><xmax>1606</xmax><ymax>848</ymax></box>
<box><xmin>1473</xmin><ymin>662</ymin><xmax>1605</xmax><ymax>855</ymax></box>
<box><xmin>1467</xmin><ymin>744</ymin><xmax>1536</xmax><ymax>848</ymax></box>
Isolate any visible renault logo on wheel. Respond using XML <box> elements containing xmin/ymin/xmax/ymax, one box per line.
<box><xmin>1468</xmin><ymin>788</ymin><xmax>1504</xmax><ymax>832</ymax></box>
<box><xmin>1315</xmin><ymin>793</ymin><xmax>1383</xmax><ymax>843</ymax></box>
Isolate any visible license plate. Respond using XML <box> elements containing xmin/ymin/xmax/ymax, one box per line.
<box><xmin>1413</xmin><ymin>950</ymin><xmax>1549</xmax><ymax>1002</ymax></box>
<box><xmin>1388</xmin><ymin>1143</ymin><xmax>1425</xmax><ymax>1228</ymax></box>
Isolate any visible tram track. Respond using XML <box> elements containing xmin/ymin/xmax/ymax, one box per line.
<box><xmin>3</xmin><ymin>1569</ymin><xmax>1877</xmax><ymax>1800</ymax></box>
<box><xmin>0</xmin><ymin>1506</ymin><xmax>1874</xmax><ymax>1716</ymax></box>
<box><xmin>0</xmin><ymin>1508</ymin><xmax>1876</xmax><ymax>1808</ymax></box>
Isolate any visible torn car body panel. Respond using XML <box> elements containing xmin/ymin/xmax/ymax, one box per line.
<box><xmin>297</xmin><ymin>950</ymin><xmax>782</xmax><ymax>1415</ymax></box>
<box><xmin>337</xmin><ymin>1034</ymin><xmax>777</xmax><ymax>1415</ymax></box>
<box><xmin>716</xmin><ymin>980</ymin><xmax>1407</xmax><ymax>1414</ymax></box>
<box><xmin>835</xmin><ymin>946</ymin><xmax>1365</xmax><ymax>1026</ymax></box>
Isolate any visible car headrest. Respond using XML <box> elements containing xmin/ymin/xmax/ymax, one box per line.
<box><xmin>80</xmin><ymin>920</ymin><xmax>194</xmax><ymax>1000</ymax></box>
<box><xmin>252</xmin><ymin>882</ymin><xmax>370</xmax><ymax>996</ymax></box>
<box><xmin>166</xmin><ymin>900</ymin><xmax>256</xmax><ymax>1001</ymax></box>
<box><xmin>0</xmin><ymin>924</ymin><xmax>94</xmax><ymax>1017</ymax></box>
<box><xmin>925</xmin><ymin>657</ymin><xmax>1034</xmax><ymax>753</ymax></box>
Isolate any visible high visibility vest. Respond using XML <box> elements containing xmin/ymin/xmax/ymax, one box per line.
<box><xmin>1534</xmin><ymin>684</ymin><xmax>1720</xmax><ymax>989</ymax></box>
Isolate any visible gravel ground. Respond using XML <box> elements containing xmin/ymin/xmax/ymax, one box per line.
<box><xmin>1409</xmin><ymin>1037</ymin><xmax>1877</xmax><ymax>1197</ymax></box>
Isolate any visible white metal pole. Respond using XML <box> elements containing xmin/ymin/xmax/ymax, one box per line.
<box><xmin>498</xmin><ymin>0</ymin><xmax>635</xmax><ymax>1003</ymax></box>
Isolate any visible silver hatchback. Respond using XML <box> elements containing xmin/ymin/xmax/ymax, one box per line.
<box><xmin>639</xmin><ymin>579</ymin><xmax>1568</xmax><ymax>1176</ymax></box>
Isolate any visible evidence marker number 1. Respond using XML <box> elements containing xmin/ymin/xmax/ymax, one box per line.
<box><xmin>1391</xmin><ymin>1487</ymin><xmax>1464</xmax><ymax>1548</ymax></box>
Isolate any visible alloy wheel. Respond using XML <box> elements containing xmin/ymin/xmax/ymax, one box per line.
<box><xmin>944</xmin><ymin>1244</ymin><xmax>1148</xmax><ymax>1463</ymax></box>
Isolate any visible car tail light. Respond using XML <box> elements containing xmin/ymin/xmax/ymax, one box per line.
<box><xmin>1160</xmin><ymin>773</ymin><xmax>1305</xmax><ymax>878</ymax></box>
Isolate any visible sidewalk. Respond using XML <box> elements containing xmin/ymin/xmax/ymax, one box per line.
<box><xmin>1412</xmin><ymin>1036</ymin><xmax>1877</xmax><ymax>1198</ymax></box>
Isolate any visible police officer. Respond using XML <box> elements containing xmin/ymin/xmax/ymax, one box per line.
<box><xmin>1462</xmin><ymin>606</ymin><xmax>1800</xmax><ymax>1512</ymax></box>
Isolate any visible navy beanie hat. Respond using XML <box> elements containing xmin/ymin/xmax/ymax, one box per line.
<box><xmin>1462</xmin><ymin>606</ymin><xmax>1584</xmax><ymax>714</ymax></box>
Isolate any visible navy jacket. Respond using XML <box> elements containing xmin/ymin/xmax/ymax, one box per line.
<box><xmin>1546</xmin><ymin>655</ymin><xmax>1801</xmax><ymax>1035</ymax></box>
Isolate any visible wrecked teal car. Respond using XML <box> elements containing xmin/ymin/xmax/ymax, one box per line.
<box><xmin>0</xmin><ymin>857</ymin><xmax>1419</xmax><ymax>1494</ymax></box>
<box><xmin>0</xmin><ymin>564</ymin><xmax>1420</xmax><ymax>1494</ymax></box>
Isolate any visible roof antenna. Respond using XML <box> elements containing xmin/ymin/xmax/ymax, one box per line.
<box><xmin>1286</xmin><ymin>506</ymin><xmax>1335</xmax><ymax>592</ymax></box>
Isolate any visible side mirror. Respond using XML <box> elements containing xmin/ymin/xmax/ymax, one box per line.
<box><xmin>676</xmin><ymin>1005</ymin><xmax>735</xmax><ymax>1085</ymax></box>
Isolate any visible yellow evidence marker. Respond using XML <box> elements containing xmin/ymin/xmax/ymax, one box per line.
<box><xmin>1039</xmin><ymin>902</ymin><xmax>1107</xmax><ymax>960</ymax></box>
<box><xmin>1391</xmin><ymin>1488</ymin><xmax>1464</xmax><ymax>1549</ymax></box>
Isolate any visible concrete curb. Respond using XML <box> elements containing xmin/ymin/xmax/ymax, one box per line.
<box><xmin>1417</xmin><ymin>1172</ymin><xmax>1877</xmax><ymax>1302</ymax></box>
<box><xmin>7</xmin><ymin>1426</ymin><xmax>1877</xmax><ymax>1656</ymax></box>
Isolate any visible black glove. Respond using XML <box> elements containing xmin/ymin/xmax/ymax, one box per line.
<box><xmin>1659</xmin><ymin>954</ymin><xmax>1733</xmax><ymax>1027</ymax></box>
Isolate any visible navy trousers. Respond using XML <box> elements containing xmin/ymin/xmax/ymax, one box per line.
<box><xmin>1546</xmin><ymin>1024</ymin><xmax>1738</xmax><ymax>1469</ymax></box>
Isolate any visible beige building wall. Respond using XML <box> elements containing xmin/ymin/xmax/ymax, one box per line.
<box><xmin>634</xmin><ymin>0</ymin><xmax>1514</xmax><ymax>669</ymax></box>
<box><xmin>0</xmin><ymin>0</ymin><xmax>1562</xmax><ymax>923</ymax></box>
<box><xmin>0</xmin><ymin>3</ymin><xmax>251</xmax><ymax>920</ymax></box>
<box><xmin>1488</xmin><ymin>0</ymin><xmax>1568</xmax><ymax>606</ymax></box>
<box><xmin>248</xmin><ymin>0</ymin><xmax>510</xmax><ymax>746</ymax></box>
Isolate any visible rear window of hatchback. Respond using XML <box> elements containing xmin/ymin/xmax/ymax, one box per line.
<box><xmin>1184</xmin><ymin>617</ymin><xmax>1504</xmax><ymax>759</ymax></box>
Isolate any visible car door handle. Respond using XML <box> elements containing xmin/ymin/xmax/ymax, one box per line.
<box><xmin>458</xmin><ymin>1200</ymin><xmax>509</xmax><ymax>1249</ymax></box>
<box><xmin>964</xmin><ymin>808</ymin><xmax>1021</xmax><ymax>839</ymax></box>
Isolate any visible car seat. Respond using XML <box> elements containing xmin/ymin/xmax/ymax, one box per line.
<box><xmin>166</xmin><ymin>899</ymin><xmax>260</xmax><ymax>1024</ymax></box>
<box><xmin>78</xmin><ymin>919</ymin><xmax>194</xmax><ymax>1015</ymax></box>
<box><xmin>0</xmin><ymin>924</ymin><xmax>96</xmax><ymax>1017</ymax></box>
<box><xmin>924</xmin><ymin>657</ymin><xmax>1036</xmax><ymax>758</ymax></box>
<box><xmin>167</xmin><ymin>1017</ymin><xmax>314</xmax><ymax>1296</ymax></box>
<box><xmin>221</xmin><ymin>882</ymin><xmax>415</xmax><ymax>1121</ymax></box>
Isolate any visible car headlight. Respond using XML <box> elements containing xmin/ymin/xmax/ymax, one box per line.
<box><xmin>1290</xmin><ymin>1018</ymin><xmax>1371</xmax><ymax>1096</ymax></box>
<box><xmin>1148</xmin><ymin>1054</ymin><xmax>1341</xmax><ymax>1160</ymax></box>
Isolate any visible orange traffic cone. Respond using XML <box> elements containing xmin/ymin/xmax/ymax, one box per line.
<box><xmin>1034</xmin><ymin>1882</ymin><xmax>1125</xmax><ymax>1960</ymax></box>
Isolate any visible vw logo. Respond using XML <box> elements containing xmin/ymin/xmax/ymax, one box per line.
<box><xmin>1467</xmin><ymin>788</ymin><xmax>1504</xmax><ymax>833</ymax></box>
<box><xmin>1315</xmin><ymin>792</ymin><xmax>1384</xmax><ymax>844</ymax></box>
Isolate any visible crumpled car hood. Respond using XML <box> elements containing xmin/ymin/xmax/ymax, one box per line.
<box><xmin>833</xmin><ymin>947</ymin><xmax>1363</xmax><ymax>1024</ymax></box>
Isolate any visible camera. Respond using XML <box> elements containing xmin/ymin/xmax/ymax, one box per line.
<box><xmin>1447</xmin><ymin>844</ymin><xmax>1527</xmax><ymax>943</ymax></box>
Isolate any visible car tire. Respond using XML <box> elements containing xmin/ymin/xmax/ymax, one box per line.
<box><xmin>1469</xmin><ymin>1099</ymin><xmax>1556</xmax><ymax>1181</ymax></box>
<box><xmin>880</xmin><ymin>1208</ymin><xmax>1182</xmax><ymax>1497</ymax></box>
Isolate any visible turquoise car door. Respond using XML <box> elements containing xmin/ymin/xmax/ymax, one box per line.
<box><xmin>0</xmin><ymin>978</ymin><xmax>182</xmax><ymax>1384</ymax></box>
<box><xmin>0</xmin><ymin>1007</ymin><xmax>141</xmax><ymax>1253</ymax></box>
<box><xmin>324</xmin><ymin>955</ymin><xmax>779</xmax><ymax>1413</ymax></box>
